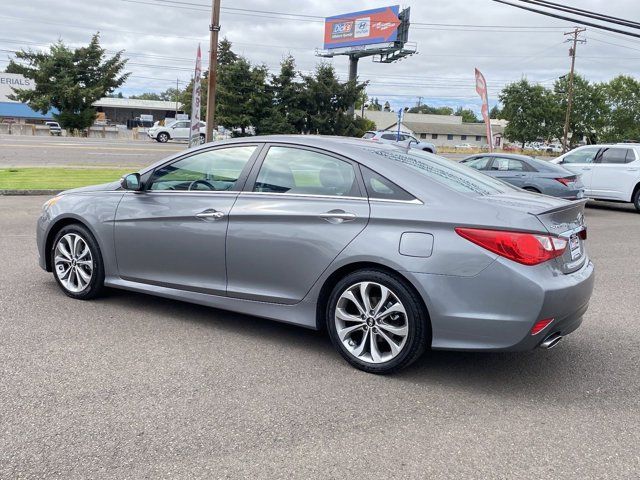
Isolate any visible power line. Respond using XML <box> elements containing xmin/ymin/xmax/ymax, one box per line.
<box><xmin>491</xmin><ymin>0</ymin><xmax>640</xmax><ymax>39</ymax></box>
<box><xmin>517</xmin><ymin>1</ymin><xmax>640</xmax><ymax>30</ymax></box>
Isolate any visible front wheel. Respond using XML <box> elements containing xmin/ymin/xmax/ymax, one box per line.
<box><xmin>327</xmin><ymin>269</ymin><xmax>429</xmax><ymax>374</ymax></box>
<box><xmin>51</xmin><ymin>224</ymin><xmax>105</xmax><ymax>300</ymax></box>
<box><xmin>200</xmin><ymin>133</ymin><xmax>206</xmax><ymax>145</ymax></box>
<box><xmin>157</xmin><ymin>132</ymin><xmax>169</xmax><ymax>143</ymax></box>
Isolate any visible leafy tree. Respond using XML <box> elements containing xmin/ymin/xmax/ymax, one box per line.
<box><xmin>179</xmin><ymin>71</ymin><xmax>208</xmax><ymax>119</ymax></box>
<box><xmin>218</xmin><ymin>38</ymin><xmax>238</xmax><ymax>66</ymax></box>
<box><xmin>300</xmin><ymin>63</ymin><xmax>366</xmax><ymax>135</ymax></box>
<box><xmin>263</xmin><ymin>55</ymin><xmax>305</xmax><ymax>134</ymax></box>
<box><xmin>131</xmin><ymin>87</ymin><xmax>181</xmax><ymax>102</ymax></box>
<box><xmin>553</xmin><ymin>74</ymin><xmax>607</xmax><ymax>145</ymax></box>
<box><xmin>408</xmin><ymin>104</ymin><xmax>454</xmax><ymax>115</ymax></box>
<box><xmin>489</xmin><ymin>105</ymin><xmax>502</xmax><ymax>119</ymax></box>
<box><xmin>367</xmin><ymin>97</ymin><xmax>382</xmax><ymax>111</ymax></box>
<box><xmin>6</xmin><ymin>33</ymin><xmax>128</xmax><ymax>131</ymax></box>
<box><xmin>499</xmin><ymin>79</ymin><xmax>557</xmax><ymax>147</ymax></box>
<box><xmin>601</xmin><ymin>75</ymin><xmax>640</xmax><ymax>142</ymax></box>
<box><xmin>455</xmin><ymin>106</ymin><xmax>481</xmax><ymax>123</ymax></box>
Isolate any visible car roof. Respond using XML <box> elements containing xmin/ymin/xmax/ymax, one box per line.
<box><xmin>464</xmin><ymin>153</ymin><xmax>533</xmax><ymax>161</ymax></box>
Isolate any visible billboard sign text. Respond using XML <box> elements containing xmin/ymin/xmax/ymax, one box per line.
<box><xmin>324</xmin><ymin>6</ymin><xmax>401</xmax><ymax>50</ymax></box>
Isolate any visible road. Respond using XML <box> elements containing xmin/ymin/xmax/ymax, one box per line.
<box><xmin>0</xmin><ymin>135</ymin><xmax>183</xmax><ymax>167</ymax></box>
<box><xmin>0</xmin><ymin>196</ymin><xmax>638</xmax><ymax>479</ymax></box>
<box><xmin>0</xmin><ymin>135</ymin><xmax>471</xmax><ymax>168</ymax></box>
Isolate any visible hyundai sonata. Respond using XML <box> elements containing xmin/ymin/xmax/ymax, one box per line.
<box><xmin>37</xmin><ymin>136</ymin><xmax>595</xmax><ymax>374</ymax></box>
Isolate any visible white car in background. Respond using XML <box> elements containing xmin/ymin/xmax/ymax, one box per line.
<box><xmin>454</xmin><ymin>143</ymin><xmax>473</xmax><ymax>150</ymax></box>
<box><xmin>363</xmin><ymin>130</ymin><xmax>437</xmax><ymax>154</ymax></box>
<box><xmin>148</xmin><ymin>120</ymin><xmax>206</xmax><ymax>144</ymax></box>
<box><xmin>551</xmin><ymin>143</ymin><xmax>640</xmax><ymax>211</ymax></box>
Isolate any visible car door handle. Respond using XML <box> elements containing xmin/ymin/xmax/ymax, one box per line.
<box><xmin>318</xmin><ymin>210</ymin><xmax>357</xmax><ymax>224</ymax></box>
<box><xmin>195</xmin><ymin>209</ymin><xmax>225</xmax><ymax>220</ymax></box>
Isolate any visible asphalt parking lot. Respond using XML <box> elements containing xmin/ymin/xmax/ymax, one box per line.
<box><xmin>0</xmin><ymin>196</ymin><xmax>639</xmax><ymax>479</ymax></box>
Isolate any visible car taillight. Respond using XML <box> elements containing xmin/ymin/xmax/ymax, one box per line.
<box><xmin>531</xmin><ymin>318</ymin><xmax>554</xmax><ymax>335</ymax></box>
<box><xmin>455</xmin><ymin>228</ymin><xmax>568</xmax><ymax>266</ymax></box>
<box><xmin>579</xmin><ymin>228</ymin><xmax>587</xmax><ymax>240</ymax></box>
<box><xmin>555</xmin><ymin>177</ymin><xmax>573</xmax><ymax>186</ymax></box>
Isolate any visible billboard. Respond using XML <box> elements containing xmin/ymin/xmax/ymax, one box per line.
<box><xmin>323</xmin><ymin>5</ymin><xmax>401</xmax><ymax>50</ymax></box>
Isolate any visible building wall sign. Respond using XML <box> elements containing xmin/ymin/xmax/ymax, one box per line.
<box><xmin>0</xmin><ymin>74</ymin><xmax>35</xmax><ymax>102</ymax></box>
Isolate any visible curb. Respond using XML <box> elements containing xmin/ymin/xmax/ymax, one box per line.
<box><xmin>0</xmin><ymin>190</ymin><xmax>62</xmax><ymax>196</ymax></box>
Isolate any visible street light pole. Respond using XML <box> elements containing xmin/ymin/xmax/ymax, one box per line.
<box><xmin>205</xmin><ymin>0</ymin><xmax>221</xmax><ymax>142</ymax></box>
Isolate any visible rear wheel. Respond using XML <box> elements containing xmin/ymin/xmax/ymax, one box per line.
<box><xmin>51</xmin><ymin>224</ymin><xmax>105</xmax><ymax>300</ymax></box>
<box><xmin>327</xmin><ymin>269</ymin><xmax>429</xmax><ymax>374</ymax></box>
<box><xmin>524</xmin><ymin>186</ymin><xmax>541</xmax><ymax>194</ymax></box>
<box><xmin>157</xmin><ymin>132</ymin><xmax>169</xmax><ymax>143</ymax></box>
<box><xmin>200</xmin><ymin>133</ymin><xmax>206</xmax><ymax>145</ymax></box>
<box><xmin>633</xmin><ymin>188</ymin><xmax>640</xmax><ymax>212</ymax></box>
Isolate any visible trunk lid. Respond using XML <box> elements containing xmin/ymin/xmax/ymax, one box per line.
<box><xmin>478</xmin><ymin>192</ymin><xmax>588</xmax><ymax>273</ymax></box>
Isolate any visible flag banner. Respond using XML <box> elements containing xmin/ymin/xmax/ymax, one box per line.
<box><xmin>475</xmin><ymin>68</ymin><xmax>493</xmax><ymax>152</ymax></box>
<box><xmin>189</xmin><ymin>44</ymin><xmax>202</xmax><ymax>148</ymax></box>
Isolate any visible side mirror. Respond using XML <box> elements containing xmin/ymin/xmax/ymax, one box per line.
<box><xmin>121</xmin><ymin>173</ymin><xmax>142</xmax><ymax>191</ymax></box>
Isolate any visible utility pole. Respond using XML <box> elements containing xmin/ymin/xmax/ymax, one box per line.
<box><xmin>347</xmin><ymin>55</ymin><xmax>359</xmax><ymax>117</ymax></box>
<box><xmin>205</xmin><ymin>0</ymin><xmax>221</xmax><ymax>142</ymax></box>
<box><xmin>417</xmin><ymin>96</ymin><xmax>422</xmax><ymax>108</ymax></box>
<box><xmin>562</xmin><ymin>27</ymin><xmax>586</xmax><ymax>153</ymax></box>
<box><xmin>175</xmin><ymin>78</ymin><xmax>179</xmax><ymax>118</ymax></box>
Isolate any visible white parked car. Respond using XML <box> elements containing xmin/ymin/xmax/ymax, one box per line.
<box><xmin>550</xmin><ymin>143</ymin><xmax>640</xmax><ymax>211</ymax></box>
<box><xmin>148</xmin><ymin>120</ymin><xmax>206</xmax><ymax>144</ymax></box>
<box><xmin>45</xmin><ymin>121</ymin><xmax>62</xmax><ymax>136</ymax></box>
<box><xmin>454</xmin><ymin>143</ymin><xmax>473</xmax><ymax>150</ymax></box>
<box><xmin>363</xmin><ymin>130</ymin><xmax>437</xmax><ymax>154</ymax></box>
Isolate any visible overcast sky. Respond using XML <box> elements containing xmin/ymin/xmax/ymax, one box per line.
<box><xmin>2</xmin><ymin>0</ymin><xmax>640</xmax><ymax>112</ymax></box>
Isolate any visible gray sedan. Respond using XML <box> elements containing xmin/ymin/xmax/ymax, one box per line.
<box><xmin>460</xmin><ymin>153</ymin><xmax>585</xmax><ymax>199</ymax></box>
<box><xmin>36</xmin><ymin>136</ymin><xmax>594</xmax><ymax>374</ymax></box>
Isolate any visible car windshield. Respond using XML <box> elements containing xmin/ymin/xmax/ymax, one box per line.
<box><xmin>362</xmin><ymin>148</ymin><xmax>518</xmax><ymax>196</ymax></box>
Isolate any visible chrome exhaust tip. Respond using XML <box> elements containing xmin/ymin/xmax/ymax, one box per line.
<box><xmin>540</xmin><ymin>333</ymin><xmax>563</xmax><ymax>349</ymax></box>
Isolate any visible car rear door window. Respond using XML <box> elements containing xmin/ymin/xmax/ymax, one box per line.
<box><xmin>464</xmin><ymin>157</ymin><xmax>491</xmax><ymax>170</ymax></box>
<box><xmin>361</xmin><ymin>166</ymin><xmax>416</xmax><ymax>202</ymax></box>
<box><xmin>599</xmin><ymin>148</ymin><xmax>631</xmax><ymax>164</ymax></box>
<box><xmin>254</xmin><ymin>146</ymin><xmax>360</xmax><ymax>197</ymax></box>
<box><xmin>562</xmin><ymin>147</ymin><xmax>599</xmax><ymax>164</ymax></box>
<box><xmin>149</xmin><ymin>146</ymin><xmax>256</xmax><ymax>191</ymax></box>
<box><xmin>381</xmin><ymin>133</ymin><xmax>397</xmax><ymax>141</ymax></box>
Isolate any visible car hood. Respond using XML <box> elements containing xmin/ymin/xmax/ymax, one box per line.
<box><xmin>60</xmin><ymin>181</ymin><xmax>121</xmax><ymax>195</ymax></box>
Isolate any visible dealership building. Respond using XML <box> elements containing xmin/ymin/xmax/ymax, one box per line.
<box><xmin>360</xmin><ymin>110</ymin><xmax>504</xmax><ymax>148</ymax></box>
<box><xmin>0</xmin><ymin>73</ymin><xmax>58</xmax><ymax>123</ymax></box>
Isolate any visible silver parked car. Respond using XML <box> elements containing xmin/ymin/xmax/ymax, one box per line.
<box><xmin>363</xmin><ymin>130</ymin><xmax>437</xmax><ymax>154</ymax></box>
<box><xmin>461</xmin><ymin>153</ymin><xmax>585</xmax><ymax>199</ymax></box>
<box><xmin>37</xmin><ymin>136</ymin><xmax>594</xmax><ymax>374</ymax></box>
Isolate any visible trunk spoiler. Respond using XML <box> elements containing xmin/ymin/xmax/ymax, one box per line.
<box><xmin>528</xmin><ymin>199</ymin><xmax>588</xmax><ymax>217</ymax></box>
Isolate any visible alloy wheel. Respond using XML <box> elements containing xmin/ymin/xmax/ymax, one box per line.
<box><xmin>54</xmin><ymin>233</ymin><xmax>93</xmax><ymax>293</ymax></box>
<box><xmin>334</xmin><ymin>281</ymin><xmax>409</xmax><ymax>364</ymax></box>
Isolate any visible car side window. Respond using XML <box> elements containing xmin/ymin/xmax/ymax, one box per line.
<box><xmin>361</xmin><ymin>166</ymin><xmax>416</xmax><ymax>202</ymax></box>
<box><xmin>149</xmin><ymin>146</ymin><xmax>256</xmax><ymax>191</ymax></box>
<box><xmin>464</xmin><ymin>157</ymin><xmax>491</xmax><ymax>170</ymax></box>
<box><xmin>599</xmin><ymin>148</ymin><xmax>631</xmax><ymax>164</ymax></box>
<box><xmin>561</xmin><ymin>147</ymin><xmax>599</xmax><ymax>164</ymax></box>
<box><xmin>254</xmin><ymin>147</ymin><xmax>360</xmax><ymax>197</ymax></box>
<box><xmin>172</xmin><ymin>121</ymin><xmax>188</xmax><ymax>129</ymax></box>
<box><xmin>381</xmin><ymin>133</ymin><xmax>397</xmax><ymax>141</ymax></box>
<box><xmin>491</xmin><ymin>158</ymin><xmax>511</xmax><ymax>171</ymax></box>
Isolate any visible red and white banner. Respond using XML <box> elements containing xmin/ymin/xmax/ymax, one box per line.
<box><xmin>189</xmin><ymin>44</ymin><xmax>202</xmax><ymax>148</ymax></box>
<box><xmin>475</xmin><ymin>68</ymin><xmax>493</xmax><ymax>152</ymax></box>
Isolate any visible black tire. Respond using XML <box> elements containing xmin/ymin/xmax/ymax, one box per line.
<box><xmin>326</xmin><ymin>269</ymin><xmax>430</xmax><ymax>374</ymax></box>
<box><xmin>524</xmin><ymin>186</ymin><xmax>541</xmax><ymax>194</ymax></box>
<box><xmin>157</xmin><ymin>132</ymin><xmax>170</xmax><ymax>143</ymax></box>
<box><xmin>200</xmin><ymin>133</ymin><xmax>206</xmax><ymax>145</ymax></box>
<box><xmin>50</xmin><ymin>224</ymin><xmax>105</xmax><ymax>300</ymax></box>
<box><xmin>633</xmin><ymin>188</ymin><xmax>640</xmax><ymax>212</ymax></box>
<box><xmin>423</xmin><ymin>148</ymin><xmax>434</xmax><ymax>154</ymax></box>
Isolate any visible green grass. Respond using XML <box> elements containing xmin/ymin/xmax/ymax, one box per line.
<box><xmin>0</xmin><ymin>167</ymin><xmax>133</xmax><ymax>190</ymax></box>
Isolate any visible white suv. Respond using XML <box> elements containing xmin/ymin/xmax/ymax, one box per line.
<box><xmin>148</xmin><ymin>120</ymin><xmax>206</xmax><ymax>144</ymax></box>
<box><xmin>551</xmin><ymin>144</ymin><xmax>640</xmax><ymax>211</ymax></box>
<box><xmin>363</xmin><ymin>131</ymin><xmax>437</xmax><ymax>154</ymax></box>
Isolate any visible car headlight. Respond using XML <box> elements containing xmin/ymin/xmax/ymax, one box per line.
<box><xmin>42</xmin><ymin>196</ymin><xmax>61</xmax><ymax>211</ymax></box>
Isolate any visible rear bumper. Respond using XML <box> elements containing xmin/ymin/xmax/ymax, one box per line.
<box><xmin>406</xmin><ymin>257</ymin><xmax>595</xmax><ymax>351</ymax></box>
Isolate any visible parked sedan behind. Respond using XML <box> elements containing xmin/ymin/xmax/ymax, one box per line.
<box><xmin>461</xmin><ymin>153</ymin><xmax>584</xmax><ymax>199</ymax></box>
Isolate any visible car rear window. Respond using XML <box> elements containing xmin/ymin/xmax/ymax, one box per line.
<box><xmin>362</xmin><ymin>132</ymin><xmax>376</xmax><ymax>139</ymax></box>
<box><xmin>363</xmin><ymin>148</ymin><xmax>517</xmax><ymax>196</ymax></box>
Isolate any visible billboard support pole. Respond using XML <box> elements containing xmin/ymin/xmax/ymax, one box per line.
<box><xmin>347</xmin><ymin>55</ymin><xmax>359</xmax><ymax>117</ymax></box>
